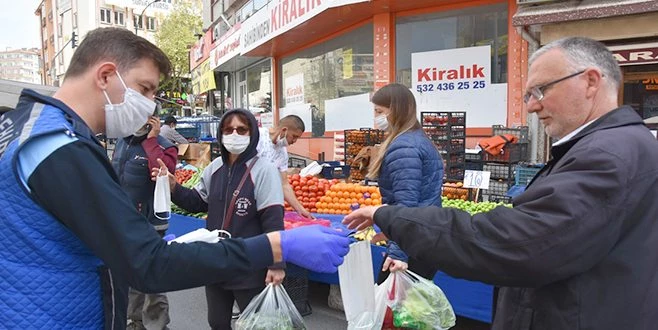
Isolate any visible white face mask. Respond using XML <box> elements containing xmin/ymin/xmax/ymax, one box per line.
<box><xmin>374</xmin><ymin>114</ymin><xmax>389</xmax><ymax>130</ymax></box>
<box><xmin>223</xmin><ymin>133</ymin><xmax>250</xmax><ymax>155</ymax></box>
<box><xmin>103</xmin><ymin>72</ymin><xmax>156</xmax><ymax>138</ymax></box>
<box><xmin>276</xmin><ymin>129</ymin><xmax>289</xmax><ymax>147</ymax></box>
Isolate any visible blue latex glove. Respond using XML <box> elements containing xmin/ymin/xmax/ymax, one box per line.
<box><xmin>280</xmin><ymin>225</ymin><xmax>351</xmax><ymax>273</ymax></box>
<box><xmin>163</xmin><ymin>234</ymin><xmax>176</xmax><ymax>242</ymax></box>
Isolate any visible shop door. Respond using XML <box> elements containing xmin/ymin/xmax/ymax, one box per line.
<box><xmin>622</xmin><ymin>69</ymin><xmax>658</xmax><ymax>120</ymax></box>
<box><xmin>237</xmin><ymin>70</ymin><xmax>248</xmax><ymax>109</ymax></box>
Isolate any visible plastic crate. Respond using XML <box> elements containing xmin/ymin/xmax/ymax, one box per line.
<box><xmin>465</xmin><ymin>152</ymin><xmax>482</xmax><ymax>161</ymax></box>
<box><xmin>289</xmin><ymin>158</ymin><xmax>307</xmax><ymax>169</ymax></box>
<box><xmin>210</xmin><ymin>142</ymin><xmax>221</xmax><ymax>160</ymax></box>
<box><xmin>492</xmin><ymin>125</ymin><xmax>529</xmax><ymax>143</ymax></box>
<box><xmin>515</xmin><ymin>164</ymin><xmax>544</xmax><ymax>186</ymax></box>
<box><xmin>482</xmin><ymin>143</ymin><xmax>529</xmax><ymax>163</ymax></box>
<box><xmin>484</xmin><ymin>194</ymin><xmax>512</xmax><ymax>204</ymax></box>
<box><xmin>282</xmin><ymin>264</ymin><xmax>312</xmax><ymax>316</ymax></box>
<box><xmin>465</xmin><ymin>160</ymin><xmax>483</xmax><ymax>171</ymax></box>
<box><xmin>322</xmin><ymin>164</ymin><xmax>351</xmax><ymax>179</ymax></box>
<box><xmin>446</xmin><ymin>166</ymin><xmax>465</xmax><ymax>180</ymax></box>
<box><xmin>483</xmin><ymin>163</ymin><xmax>515</xmax><ymax>181</ymax></box>
<box><xmin>485</xmin><ymin>179</ymin><xmax>512</xmax><ymax>195</ymax></box>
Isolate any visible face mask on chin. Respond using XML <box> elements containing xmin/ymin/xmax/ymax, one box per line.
<box><xmin>103</xmin><ymin>71</ymin><xmax>156</xmax><ymax>138</ymax></box>
<box><xmin>223</xmin><ymin>133</ymin><xmax>250</xmax><ymax>155</ymax></box>
<box><xmin>276</xmin><ymin>129</ymin><xmax>289</xmax><ymax>147</ymax></box>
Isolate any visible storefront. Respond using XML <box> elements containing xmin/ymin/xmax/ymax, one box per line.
<box><xmin>513</xmin><ymin>0</ymin><xmax>658</xmax><ymax>121</ymax></box>
<box><xmin>233</xmin><ymin>0</ymin><xmax>526</xmax><ymax>160</ymax></box>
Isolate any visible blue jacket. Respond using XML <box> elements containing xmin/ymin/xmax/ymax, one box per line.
<box><xmin>0</xmin><ymin>94</ymin><xmax>105</xmax><ymax>328</ymax></box>
<box><xmin>378</xmin><ymin>129</ymin><xmax>443</xmax><ymax>208</ymax></box>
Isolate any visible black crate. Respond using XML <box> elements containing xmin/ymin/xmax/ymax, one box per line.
<box><xmin>446</xmin><ymin>166</ymin><xmax>465</xmax><ymax>180</ymax></box>
<box><xmin>289</xmin><ymin>158</ymin><xmax>307</xmax><ymax>169</ymax></box>
<box><xmin>465</xmin><ymin>152</ymin><xmax>482</xmax><ymax>161</ymax></box>
<box><xmin>492</xmin><ymin>125</ymin><xmax>529</xmax><ymax>143</ymax></box>
<box><xmin>465</xmin><ymin>160</ymin><xmax>483</xmax><ymax>171</ymax></box>
<box><xmin>283</xmin><ymin>264</ymin><xmax>312</xmax><ymax>316</ymax></box>
<box><xmin>482</xmin><ymin>143</ymin><xmax>529</xmax><ymax>163</ymax></box>
<box><xmin>322</xmin><ymin>165</ymin><xmax>351</xmax><ymax>179</ymax></box>
<box><xmin>484</xmin><ymin>194</ymin><xmax>513</xmax><ymax>204</ymax></box>
<box><xmin>482</xmin><ymin>162</ymin><xmax>515</xmax><ymax>181</ymax></box>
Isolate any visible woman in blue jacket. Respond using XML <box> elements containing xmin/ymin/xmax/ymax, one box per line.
<box><xmin>368</xmin><ymin>83</ymin><xmax>444</xmax><ymax>279</ymax></box>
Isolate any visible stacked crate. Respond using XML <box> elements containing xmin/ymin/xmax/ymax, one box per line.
<box><xmin>421</xmin><ymin>112</ymin><xmax>466</xmax><ymax>180</ymax></box>
<box><xmin>480</xmin><ymin>125</ymin><xmax>530</xmax><ymax>203</ymax></box>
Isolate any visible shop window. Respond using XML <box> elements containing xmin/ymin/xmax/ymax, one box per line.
<box><xmin>279</xmin><ymin>23</ymin><xmax>374</xmax><ymax>137</ymax></box>
<box><xmin>246</xmin><ymin>60</ymin><xmax>272</xmax><ymax>113</ymax></box>
<box><xmin>395</xmin><ymin>3</ymin><xmax>508</xmax><ymax>87</ymax></box>
<box><xmin>622</xmin><ymin>64</ymin><xmax>658</xmax><ymax>119</ymax></box>
<box><xmin>134</xmin><ymin>14</ymin><xmax>143</xmax><ymax>29</ymax></box>
<box><xmin>100</xmin><ymin>8</ymin><xmax>112</xmax><ymax>24</ymax></box>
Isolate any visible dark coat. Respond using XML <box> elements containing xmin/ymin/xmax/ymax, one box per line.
<box><xmin>375</xmin><ymin>106</ymin><xmax>658</xmax><ymax>329</ymax></box>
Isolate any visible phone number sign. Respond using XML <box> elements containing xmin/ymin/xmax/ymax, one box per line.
<box><xmin>412</xmin><ymin>46</ymin><xmax>491</xmax><ymax>94</ymax></box>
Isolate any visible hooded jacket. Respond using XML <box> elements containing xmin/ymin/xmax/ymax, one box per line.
<box><xmin>172</xmin><ymin>109</ymin><xmax>284</xmax><ymax>289</ymax></box>
<box><xmin>374</xmin><ymin>106</ymin><xmax>658</xmax><ymax>329</ymax></box>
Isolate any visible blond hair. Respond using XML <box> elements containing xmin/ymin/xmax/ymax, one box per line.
<box><xmin>367</xmin><ymin>83</ymin><xmax>421</xmax><ymax>178</ymax></box>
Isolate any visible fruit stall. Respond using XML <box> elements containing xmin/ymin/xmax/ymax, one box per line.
<box><xmin>168</xmin><ymin>169</ymin><xmax>509</xmax><ymax>323</ymax></box>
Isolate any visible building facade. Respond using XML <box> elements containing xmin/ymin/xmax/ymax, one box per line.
<box><xmin>0</xmin><ymin>48</ymin><xmax>42</xmax><ymax>84</ymax></box>
<box><xmin>192</xmin><ymin>0</ymin><xmax>528</xmax><ymax>161</ymax></box>
<box><xmin>35</xmin><ymin>0</ymin><xmax>175</xmax><ymax>86</ymax></box>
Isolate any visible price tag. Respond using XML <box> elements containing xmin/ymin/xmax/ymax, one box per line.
<box><xmin>463</xmin><ymin>170</ymin><xmax>491</xmax><ymax>189</ymax></box>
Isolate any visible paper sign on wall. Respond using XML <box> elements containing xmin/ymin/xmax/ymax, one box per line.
<box><xmin>463</xmin><ymin>170</ymin><xmax>491</xmax><ymax>189</ymax></box>
<box><xmin>411</xmin><ymin>46</ymin><xmax>507</xmax><ymax>127</ymax></box>
<box><xmin>284</xmin><ymin>73</ymin><xmax>305</xmax><ymax>106</ymax></box>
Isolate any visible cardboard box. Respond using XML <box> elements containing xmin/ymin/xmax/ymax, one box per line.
<box><xmin>178</xmin><ymin>143</ymin><xmax>211</xmax><ymax>167</ymax></box>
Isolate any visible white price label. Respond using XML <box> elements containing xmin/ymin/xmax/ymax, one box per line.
<box><xmin>463</xmin><ymin>170</ymin><xmax>491</xmax><ymax>189</ymax></box>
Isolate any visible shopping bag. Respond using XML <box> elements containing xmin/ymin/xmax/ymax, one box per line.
<box><xmin>235</xmin><ymin>283</ymin><xmax>307</xmax><ymax>330</ymax></box>
<box><xmin>372</xmin><ymin>282</ymin><xmax>388</xmax><ymax>329</ymax></box>
<box><xmin>380</xmin><ymin>270</ymin><xmax>456</xmax><ymax>330</ymax></box>
<box><xmin>153</xmin><ymin>169</ymin><xmax>171</xmax><ymax>220</ymax></box>
<box><xmin>338</xmin><ymin>240</ymin><xmax>376</xmax><ymax>329</ymax></box>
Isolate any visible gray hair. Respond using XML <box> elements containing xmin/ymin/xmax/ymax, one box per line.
<box><xmin>529</xmin><ymin>37</ymin><xmax>622</xmax><ymax>90</ymax></box>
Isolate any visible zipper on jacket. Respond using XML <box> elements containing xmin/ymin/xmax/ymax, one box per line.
<box><xmin>221</xmin><ymin>166</ymin><xmax>233</xmax><ymax>230</ymax></box>
<box><xmin>108</xmin><ymin>268</ymin><xmax>116</xmax><ymax>330</ymax></box>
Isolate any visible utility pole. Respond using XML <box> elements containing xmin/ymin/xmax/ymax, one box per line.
<box><xmin>135</xmin><ymin>0</ymin><xmax>162</xmax><ymax>35</ymax></box>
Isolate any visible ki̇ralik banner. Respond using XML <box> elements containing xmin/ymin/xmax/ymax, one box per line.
<box><xmin>411</xmin><ymin>45</ymin><xmax>507</xmax><ymax>127</ymax></box>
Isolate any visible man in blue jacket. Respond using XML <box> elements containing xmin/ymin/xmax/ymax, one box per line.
<box><xmin>0</xmin><ymin>27</ymin><xmax>350</xmax><ymax>329</ymax></box>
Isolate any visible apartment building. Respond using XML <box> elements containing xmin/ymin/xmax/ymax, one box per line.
<box><xmin>35</xmin><ymin>0</ymin><xmax>174</xmax><ymax>86</ymax></box>
<box><xmin>0</xmin><ymin>48</ymin><xmax>42</xmax><ymax>84</ymax></box>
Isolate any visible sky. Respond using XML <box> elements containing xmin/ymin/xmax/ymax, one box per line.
<box><xmin>0</xmin><ymin>0</ymin><xmax>43</xmax><ymax>50</ymax></box>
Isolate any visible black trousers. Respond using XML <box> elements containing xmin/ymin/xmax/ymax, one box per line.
<box><xmin>205</xmin><ymin>284</ymin><xmax>263</xmax><ymax>329</ymax></box>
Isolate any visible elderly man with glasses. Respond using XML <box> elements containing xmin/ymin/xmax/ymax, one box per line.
<box><xmin>344</xmin><ymin>37</ymin><xmax>658</xmax><ymax>330</ymax></box>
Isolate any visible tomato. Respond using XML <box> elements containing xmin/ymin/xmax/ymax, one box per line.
<box><xmin>291</xmin><ymin>174</ymin><xmax>301</xmax><ymax>181</ymax></box>
<box><xmin>295</xmin><ymin>190</ymin><xmax>303</xmax><ymax>197</ymax></box>
<box><xmin>291</xmin><ymin>180</ymin><xmax>300</xmax><ymax>187</ymax></box>
<box><xmin>309</xmin><ymin>185</ymin><xmax>318</xmax><ymax>192</ymax></box>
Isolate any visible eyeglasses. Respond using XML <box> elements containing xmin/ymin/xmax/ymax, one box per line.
<box><xmin>221</xmin><ymin>126</ymin><xmax>249</xmax><ymax>135</ymax></box>
<box><xmin>523</xmin><ymin>70</ymin><xmax>586</xmax><ymax>104</ymax></box>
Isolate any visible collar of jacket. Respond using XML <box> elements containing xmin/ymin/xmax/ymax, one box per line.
<box><xmin>218</xmin><ymin>108</ymin><xmax>260</xmax><ymax>167</ymax></box>
<box><xmin>550</xmin><ymin>106</ymin><xmax>644</xmax><ymax>160</ymax></box>
<box><xmin>17</xmin><ymin>89</ymin><xmax>101</xmax><ymax>146</ymax></box>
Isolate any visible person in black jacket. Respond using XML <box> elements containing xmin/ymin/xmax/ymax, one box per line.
<box><xmin>111</xmin><ymin>116</ymin><xmax>177</xmax><ymax>330</ymax></box>
<box><xmin>0</xmin><ymin>27</ymin><xmax>350</xmax><ymax>329</ymax></box>
<box><xmin>167</xmin><ymin>109</ymin><xmax>286</xmax><ymax>329</ymax></box>
<box><xmin>344</xmin><ymin>37</ymin><xmax>658</xmax><ymax>330</ymax></box>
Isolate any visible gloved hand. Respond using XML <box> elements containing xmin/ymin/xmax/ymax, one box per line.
<box><xmin>163</xmin><ymin>234</ymin><xmax>176</xmax><ymax>242</ymax></box>
<box><xmin>280</xmin><ymin>225</ymin><xmax>351</xmax><ymax>273</ymax></box>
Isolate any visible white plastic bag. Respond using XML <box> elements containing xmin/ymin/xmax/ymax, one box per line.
<box><xmin>380</xmin><ymin>270</ymin><xmax>456</xmax><ymax>330</ymax></box>
<box><xmin>167</xmin><ymin>228</ymin><xmax>230</xmax><ymax>245</ymax></box>
<box><xmin>299</xmin><ymin>161</ymin><xmax>324</xmax><ymax>177</ymax></box>
<box><xmin>338</xmin><ymin>240</ymin><xmax>376</xmax><ymax>329</ymax></box>
<box><xmin>153</xmin><ymin>170</ymin><xmax>171</xmax><ymax>220</ymax></box>
<box><xmin>235</xmin><ymin>284</ymin><xmax>307</xmax><ymax>330</ymax></box>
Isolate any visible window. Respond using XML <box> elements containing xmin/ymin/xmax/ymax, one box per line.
<box><xmin>133</xmin><ymin>14</ymin><xmax>143</xmax><ymax>29</ymax></box>
<box><xmin>114</xmin><ymin>11</ymin><xmax>124</xmax><ymax>26</ymax></box>
<box><xmin>396</xmin><ymin>3</ymin><xmax>508</xmax><ymax>86</ymax></box>
<box><xmin>100</xmin><ymin>8</ymin><xmax>111</xmax><ymax>24</ymax></box>
<box><xmin>146</xmin><ymin>17</ymin><xmax>156</xmax><ymax>31</ymax></box>
<box><xmin>279</xmin><ymin>23</ymin><xmax>374</xmax><ymax>137</ymax></box>
<box><xmin>73</xmin><ymin>12</ymin><xmax>77</xmax><ymax>28</ymax></box>
<box><xmin>57</xmin><ymin>23</ymin><xmax>63</xmax><ymax>36</ymax></box>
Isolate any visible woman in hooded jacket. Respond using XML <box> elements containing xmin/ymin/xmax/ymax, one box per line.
<box><xmin>167</xmin><ymin>109</ymin><xmax>286</xmax><ymax>329</ymax></box>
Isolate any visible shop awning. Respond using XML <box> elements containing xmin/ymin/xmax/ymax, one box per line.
<box><xmin>513</xmin><ymin>0</ymin><xmax>658</xmax><ymax>27</ymax></box>
<box><xmin>241</xmin><ymin>0</ymin><xmax>474</xmax><ymax>57</ymax></box>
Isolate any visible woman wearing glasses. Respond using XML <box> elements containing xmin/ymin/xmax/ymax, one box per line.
<box><xmin>166</xmin><ymin>109</ymin><xmax>286</xmax><ymax>329</ymax></box>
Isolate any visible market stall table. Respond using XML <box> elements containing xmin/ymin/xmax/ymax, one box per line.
<box><xmin>168</xmin><ymin>212</ymin><xmax>494</xmax><ymax>323</ymax></box>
